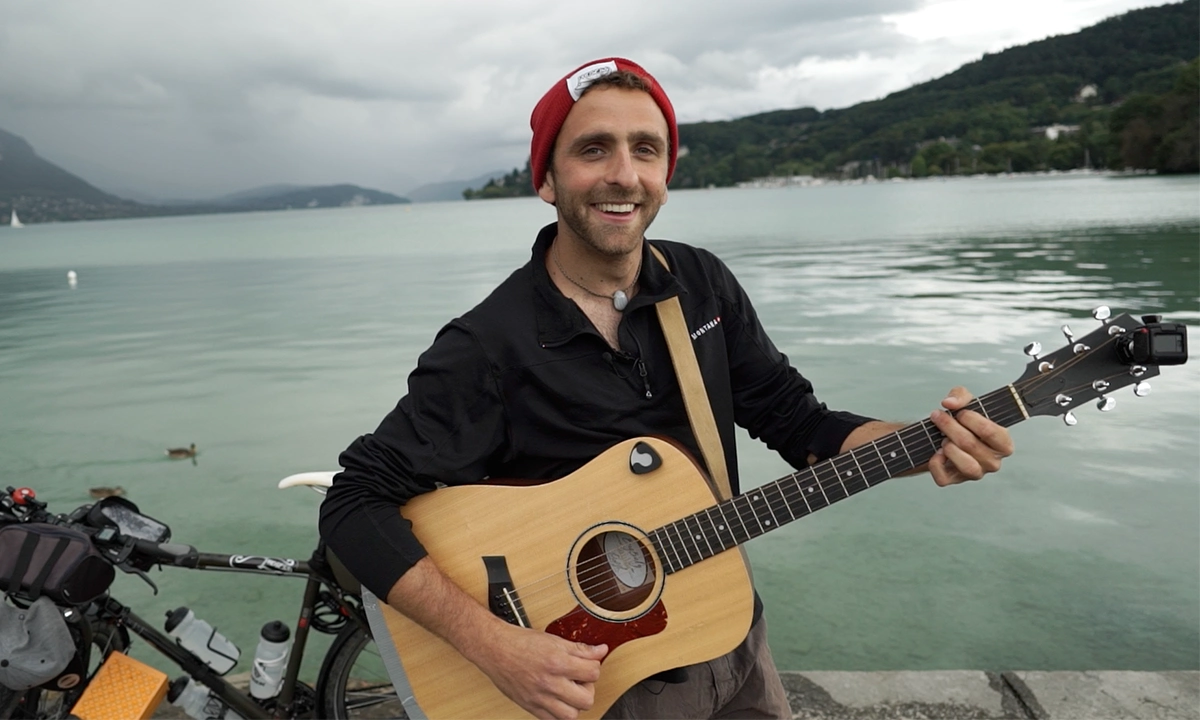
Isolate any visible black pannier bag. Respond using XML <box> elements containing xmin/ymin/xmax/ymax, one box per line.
<box><xmin>0</xmin><ymin>523</ymin><xmax>114</xmax><ymax>604</ymax></box>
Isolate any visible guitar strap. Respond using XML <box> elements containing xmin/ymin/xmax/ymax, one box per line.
<box><xmin>648</xmin><ymin>243</ymin><xmax>733</xmax><ymax>501</ymax></box>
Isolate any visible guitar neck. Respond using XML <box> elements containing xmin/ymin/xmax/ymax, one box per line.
<box><xmin>648</xmin><ymin>386</ymin><xmax>1029</xmax><ymax>574</ymax></box>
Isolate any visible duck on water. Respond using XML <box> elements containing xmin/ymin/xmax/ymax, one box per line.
<box><xmin>166</xmin><ymin>443</ymin><xmax>197</xmax><ymax>459</ymax></box>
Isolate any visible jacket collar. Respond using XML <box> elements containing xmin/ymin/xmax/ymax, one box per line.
<box><xmin>531</xmin><ymin>222</ymin><xmax>686</xmax><ymax>346</ymax></box>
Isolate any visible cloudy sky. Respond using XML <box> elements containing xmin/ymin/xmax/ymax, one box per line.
<box><xmin>0</xmin><ymin>0</ymin><xmax>1175</xmax><ymax>200</ymax></box>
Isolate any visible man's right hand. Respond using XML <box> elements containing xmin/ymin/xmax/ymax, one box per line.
<box><xmin>386</xmin><ymin>556</ymin><xmax>608</xmax><ymax>719</ymax></box>
<box><xmin>465</xmin><ymin>622</ymin><xmax>607</xmax><ymax>720</ymax></box>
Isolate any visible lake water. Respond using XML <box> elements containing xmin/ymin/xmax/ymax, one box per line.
<box><xmin>1</xmin><ymin>173</ymin><xmax>1197</xmax><ymax>678</ymax></box>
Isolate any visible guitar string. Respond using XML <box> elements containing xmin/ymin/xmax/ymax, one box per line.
<box><xmin>514</xmin><ymin>386</ymin><xmax>1054</xmax><ymax>609</ymax></box>
<box><xmin>516</xmin><ymin>362</ymin><xmax>1129</xmax><ymax>613</ymax></box>
<box><xmin>509</xmin><ymin>388</ymin><xmax>1041</xmax><ymax>609</ymax></box>
<box><xmin>484</xmin><ymin>341</ymin><xmax>1133</xmax><ymax>612</ymax></box>
<box><xmin>504</xmin><ymin>401</ymin><xmax>1011</xmax><ymax>610</ymax></box>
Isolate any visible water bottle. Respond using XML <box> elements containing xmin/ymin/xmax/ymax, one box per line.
<box><xmin>248</xmin><ymin>620</ymin><xmax>291</xmax><ymax>699</ymax></box>
<box><xmin>167</xmin><ymin>676</ymin><xmax>243</xmax><ymax>720</ymax></box>
<box><xmin>164</xmin><ymin>607</ymin><xmax>240</xmax><ymax>674</ymax></box>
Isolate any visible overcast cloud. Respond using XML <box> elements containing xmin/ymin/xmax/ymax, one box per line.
<box><xmin>0</xmin><ymin>0</ymin><xmax>1173</xmax><ymax>199</ymax></box>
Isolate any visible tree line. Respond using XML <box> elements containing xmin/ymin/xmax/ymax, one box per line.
<box><xmin>465</xmin><ymin>0</ymin><xmax>1198</xmax><ymax>198</ymax></box>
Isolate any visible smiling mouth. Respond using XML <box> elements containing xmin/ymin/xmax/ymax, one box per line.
<box><xmin>595</xmin><ymin>202</ymin><xmax>636</xmax><ymax>213</ymax></box>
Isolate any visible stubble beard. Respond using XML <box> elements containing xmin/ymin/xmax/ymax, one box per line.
<box><xmin>556</xmin><ymin>187</ymin><xmax>663</xmax><ymax>258</ymax></box>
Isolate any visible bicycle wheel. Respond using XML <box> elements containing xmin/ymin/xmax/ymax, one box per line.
<box><xmin>316</xmin><ymin>623</ymin><xmax>406</xmax><ymax>719</ymax></box>
<box><xmin>1</xmin><ymin>612</ymin><xmax>126</xmax><ymax>720</ymax></box>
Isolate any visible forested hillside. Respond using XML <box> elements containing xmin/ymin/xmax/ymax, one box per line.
<box><xmin>672</xmin><ymin>0</ymin><xmax>1198</xmax><ymax>186</ymax></box>
<box><xmin>467</xmin><ymin>0</ymin><xmax>1198</xmax><ymax>198</ymax></box>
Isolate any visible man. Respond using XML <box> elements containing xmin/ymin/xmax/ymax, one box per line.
<box><xmin>319</xmin><ymin>57</ymin><xmax>1013</xmax><ymax>719</ymax></box>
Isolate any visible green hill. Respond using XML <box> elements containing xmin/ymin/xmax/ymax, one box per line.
<box><xmin>465</xmin><ymin>0</ymin><xmax>1198</xmax><ymax>197</ymax></box>
<box><xmin>672</xmin><ymin>0</ymin><xmax>1198</xmax><ymax>185</ymax></box>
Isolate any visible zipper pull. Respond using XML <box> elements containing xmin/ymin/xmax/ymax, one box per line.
<box><xmin>637</xmin><ymin>359</ymin><xmax>652</xmax><ymax>399</ymax></box>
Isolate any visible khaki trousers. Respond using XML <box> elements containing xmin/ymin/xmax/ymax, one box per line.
<box><xmin>603</xmin><ymin>620</ymin><xmax>792</xmax><ymax>719</ymax></box>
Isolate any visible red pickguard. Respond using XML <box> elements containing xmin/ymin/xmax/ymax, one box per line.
<box><xmin>545</xmin><ymin>601</ymin><xmax>668</xmax><ymax>656</ymax></box>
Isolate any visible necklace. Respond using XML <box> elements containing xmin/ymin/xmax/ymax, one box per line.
<box><xmin>552</xmin><ymin>243</ymin><xmax>642</xmax><ymax>312</ymax></box>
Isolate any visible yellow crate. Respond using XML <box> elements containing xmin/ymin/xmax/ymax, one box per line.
<box><xmin>70</xmin><ymin>651</ymin><xmax>169</xmax><ymax>720</ymax></box>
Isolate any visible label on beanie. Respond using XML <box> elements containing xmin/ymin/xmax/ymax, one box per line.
<box><xmin>566</xmin><ymin>60</ymin><xmax>619</xmax><ymax>101</ymax></box>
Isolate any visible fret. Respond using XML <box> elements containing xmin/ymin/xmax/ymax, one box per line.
<box><xmin>666</xmin><ymin>520</ymin><xmax>695</xmax><ymax>568</ymax></box>
<box><xmin>893</xmin><ymin>430</ymin><xmax>913</xmax><ymax>467</ymax></box>
<box><xmin>849</xmin><ymin>450</ymin><xmax>870</xmax><ymax>488</ymax></box>
<box><xmin>875</xmin><ymin>436</ymin><xmax>912</xmax><ymax>477</ymax></box>
<box><xmin>712</xmin><ymin>503</ymin><xmax>739</xmax><ymax>548</ymax></box>
<box><xmin>702</xmin><ymin>507</ymin><xmax>733</xmax><ymax>552</ymax></box>
<box><xmin>804</xmin><ymin>467</ymin><xmax>832</xmax><ymax>510</ymax></box>
<box><xmin>723</xmin><ymin>497</ymin><xmax>754</xmax><ymax>546</ymax></box>
<box><xmin>974</xmin><ymin>398</ymin><xmax>991</xmax><ymax>421</ymax></box>
<box><xmin>785</xmin><ymin>473</ymin><xmax>814</xmax><ymax>517</ymax></box>
<box><xmin>653</xmin><ymin>378</ymin><xmax>1040</xmax><ymax>574</ymax></box>
<box><xmin>747</xmin><ymin>486</ymin><xmax>780</xmax><ymax>533</ymax></box>
<box><xmin>649</xmin><ymin>528</ymin><xmax>679</xmax><ymax>574</ymax></box>
<box><xmin>919</xmin><ymin>419</ymin><xmax>938</xmax><ymax>451</ymax></box>
<box><xmin>682</xmin><ymin>514</ymin><xmax>714</xmax><ymax>560</ymax></box>
<box><xmin>734</xmin><ymin>494</ymin><xmax>766</xmax><ymax>538</ymax></box>
<box><xmin>823</xmin><ymin>456</ymin><xmax>855</xmax><ymax>500</ymax></box>
<box><xmin>766</xmin><ymin>480</ymin><xmax>796</xmax><ymax>522</ymax></box>
<box><xmin>869</xmin><ymin>441</ymin><xmax>888</xmax><ymax>479</ymax></box>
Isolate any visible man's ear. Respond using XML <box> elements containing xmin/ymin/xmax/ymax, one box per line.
<box><xmin>536</xmin><ymin>170</ymin><xmax>556</xmax><ymax>205</ymax></box>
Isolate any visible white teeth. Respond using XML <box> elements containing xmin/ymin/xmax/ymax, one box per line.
<box><xmin>597</xmin><ymin>203</ymin><xmax>635</xmax><ymax>213</ymax></box>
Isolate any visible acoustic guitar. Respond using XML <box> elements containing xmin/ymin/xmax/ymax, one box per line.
<box><xmin>363</xmin><ymin>310</ymin><xmax>1187</xmax><ymax>719</ymax></box>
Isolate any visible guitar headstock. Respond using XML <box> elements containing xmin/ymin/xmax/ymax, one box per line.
<box><xmin>1012</xmin><ymin>307</ymin><xmax>1188</xmax><ymax>424</ymax></box>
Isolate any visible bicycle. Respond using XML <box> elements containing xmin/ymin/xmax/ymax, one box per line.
<box><xmin>0</xmin><ymin>473</ymin><xmax>405</xmax><ymax>720</ymax></box>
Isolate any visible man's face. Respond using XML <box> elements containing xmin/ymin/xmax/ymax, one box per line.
<box><xmin>538</xmin><ymin>86</ymin><xmax>670</xmax><ymax>257</ymax></box>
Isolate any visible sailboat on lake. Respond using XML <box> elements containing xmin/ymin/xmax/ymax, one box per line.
<box><xmin>10</xmin><ymin>209</ymin><xmax>23</xmax><ymax>228</ymax></box>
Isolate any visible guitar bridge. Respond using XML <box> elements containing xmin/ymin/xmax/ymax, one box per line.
<box><xmin>483</xmin><ymin>556</ymin><xmax>529</xmax><ymax>627</ymax></box>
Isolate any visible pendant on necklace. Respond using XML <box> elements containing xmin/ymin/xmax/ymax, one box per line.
<box><xmin>612</xmin><ymin>290</ymin><xmax>629</xmax><ymax>312</ymax></box>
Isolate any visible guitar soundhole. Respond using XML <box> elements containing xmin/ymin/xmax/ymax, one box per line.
<box><xmin>575</xmin><ymin>530</ymin><xmax>656</xmax><ymax>612</ymax></box>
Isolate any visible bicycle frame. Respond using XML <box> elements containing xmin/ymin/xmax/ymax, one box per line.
<box><xmin>92</xmin><ymin>541</ymin><xmax>365</xmax><ymax>719</ymax></box>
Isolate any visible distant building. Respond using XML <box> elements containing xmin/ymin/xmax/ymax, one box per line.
<box><xmin>1074</xmin><ymin>84</ymin><xmax>1099</xmax><ymax>102</ymax></box>
<box><xmin>1032</xmin><ymin>124</ymin><xmax>1081</xmax><ymax>140</ymax></box>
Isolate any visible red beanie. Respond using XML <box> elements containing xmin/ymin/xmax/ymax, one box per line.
<box><xmin>529</xmin><ymin>57</ymin><xmax>678</xmax><ymax>192</ymax></box>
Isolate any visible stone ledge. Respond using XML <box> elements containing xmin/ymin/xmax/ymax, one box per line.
<box><xmin>781</xmin><ymin>670</ymin><xmax>1200</xmax><ymax>720</ymax></box>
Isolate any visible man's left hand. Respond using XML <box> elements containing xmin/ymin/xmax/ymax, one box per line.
<box><xmin>928</xmin><ymin>386</ymin><xmax>1014</xmax><ymax>486</ymax></box>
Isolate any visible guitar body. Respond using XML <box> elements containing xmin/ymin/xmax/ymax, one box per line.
<box><xmin>371</xmin><ymin>437</ymin><xmax>754</xmax><ymax>719</ymax></box>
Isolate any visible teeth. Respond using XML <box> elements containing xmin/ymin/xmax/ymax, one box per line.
<box><xmin>597</xmin><ymin>203</ymin><xmax>635</xmax><ymax>213</ymax></box>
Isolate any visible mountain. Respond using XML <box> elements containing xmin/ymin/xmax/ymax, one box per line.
<box><xmin>406</xmin><ymin>171</ymin><xmax>507</xmax><ymax>203</ymax></box>
<box><xmin>0</xmin><ymin>130</ymin><xmax>410</xmax><ymax>223</ymax></box>
<box><xmin>209</xmin><ymin>184</ymin><xmax>313</xmax><ymax>205</ymax></box>
<box><xmin>0</xmin><ymin>128</ymin><xmax>147</xmax><ymax>222</ymax></box>
<box><xmin>670</xmin><ymin>0</ymin><xmax>1198</xmax><ymax>185</ymax></box>
<box><xmin>204</xmin><ymin>184</ymin><xmax>409</xmax><ymax>211</ymax></box>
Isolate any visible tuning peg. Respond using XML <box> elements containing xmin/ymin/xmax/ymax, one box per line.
<box><xmin>1092</xmin><ymin>379</ymin><xmax>1110</xmax><ymax>392</ymax></box>
<box><xmin>1134</xmin><ymin>381</ymin><xmax>1151</xmax><ymax>397</ymax></box>
<box><xmin>1108</xmin><ymin>324</ymin><xmax>1126</xmax><ymax>336</ymax></box>
<box><xmin>1063</xmin><ymin>411</ymin><xmax>1078</xmax><ymax>426</ymax></box>
<box><xmin>1061</xmin><ymin>324</ymin><xmax>1075</xmax><ymax>343</ymax></box>
<box><xmin>1073</xmin><ymin>343</ymin><xmax>1091</xmax><ymax>354</ymax></box>
<box><xmin>1056</xmin><ymin>393</ymin><xmax>1073</xmax><ymax>407</ymax></box>
<box><xmin>1097</xmin><ymin>396</ymin><xmax>1116</xmax><ymax>412</ymax></box>
<box><xmin>1093</xmin><ymin>306</ymin><xmax>1112</xmax><ymax>323</ymax></box>
<box><xmin>1130</xmin><ymin>365</ymin><xmax>1147</xmax><ymax>378</ymax></box>
<box><xmin>1024</xmin><ymin>342</ymin><xmax>1042</xmax><ymax>360</ymax></box>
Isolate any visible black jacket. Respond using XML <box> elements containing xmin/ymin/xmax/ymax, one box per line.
<box><xmin>319</xmin><ymin>223</ymin><xmax>870</xmax><ymax>600</ymax></box>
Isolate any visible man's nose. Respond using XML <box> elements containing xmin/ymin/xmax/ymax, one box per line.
<box><xmin>605</xmin><ymin>146</ymin><xmax>638</xmax><ymax>187</ymax></box>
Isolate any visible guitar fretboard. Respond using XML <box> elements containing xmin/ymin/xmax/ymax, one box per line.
<box><xmin>647</xmin><ymin>387</ymin><xmax>1025</xmax><ymax>574</ymax></box>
